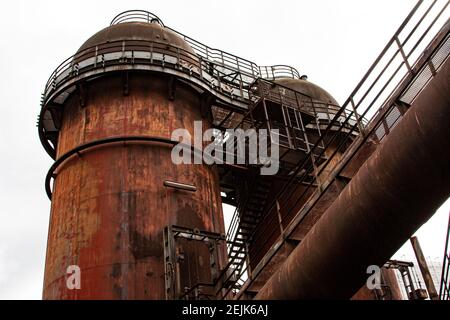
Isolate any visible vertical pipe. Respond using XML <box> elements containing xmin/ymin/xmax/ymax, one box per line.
<box><xmin>410</xmin><ymin>236</ymin><xmax>439</xmax><ymax>300</ymax></box>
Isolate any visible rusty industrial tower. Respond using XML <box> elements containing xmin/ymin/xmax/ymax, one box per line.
<box><xmin>38</xmin><ymin>2</ymin><xmax>450</xmax><ymax>300</ymax></box>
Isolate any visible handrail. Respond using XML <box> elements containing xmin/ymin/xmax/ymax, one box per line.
<box><xmin>43</xmin><ymin>39</ymin><xmax>194</xmax><ymax>92</ymax></box>
<box><xmin>42</xmin><ymin>10</ymin><xmax>301</xmax><ymax>107</ymax></box>
<box><xmin>39</xmin><ymin>10</ymin><xmax>310</xmax><ymax>162</ymax></box>
<box><xmin>109</xmin><ymin>10</ymin><xmax>301</xmax><ymax>80</ymax></box>
<box><xmin>224</xmin><ymin>0</ymin><xmax>450</xmax><ymax>299</ymax></box>
<box><xmin>258</xmin><ymin>65</ymin><xmax>301</xmax><ymax>80</ymax></box>
<box><xmin>110</xmin><ymin>10</ymin><xmax>165</xmax><ymax>27</ymax></box>
<box><xmin>41</xmin><ymin>41</ymin><xmax>301</xmax><ymax>111</ymax></box>
<box><xmin>245</xmin><ymin>0</ymin><xmax>450</xmax><ymax>261</ymax></box>
<box><xmin>39</xmin><ymin>36</ymin><xmax>342</xmax><ymax>161</ymax></box>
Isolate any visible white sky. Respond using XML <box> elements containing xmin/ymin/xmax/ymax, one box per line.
<box><xmin>0</xmin><ymin>0</ymin><xmax>448</xmax><ymax>299</ymax></box>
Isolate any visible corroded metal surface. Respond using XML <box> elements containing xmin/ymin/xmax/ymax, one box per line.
<box><xmin>382</xmin><ymin>268</ymin><xmax>403</xmax><ymax>300</ymax></box>
<box><xmin>245</xmin><ymin>79</ymin><xmax>353</xmax><ymax>277</ymax></box>
<box><xmin>77</xmin><ymin>22</ymin><xmax>195</xmax><ymax>54</ymax></box>
<box><xmin>274</xmin><ymin>78</ymin><xmax>339</xmax><ymax>106</ymax></box>
<box><xmin>410</xmin><ymin>236</ymin><xmax>439</xmax><ymax>300</ymax></box>
<box><xmin>351</xmin><ymin>268</ymin><xmax>403</xmax><ymax>300</ymax></box>
<box><xmin>255</xmin><ymin>58</ymin><xmax>450</xmax><ymax>300</ymax></box>
<box><xmin>43</xmin><ymin>73</ymin><xmax>225</xmax><ymax>299</ymax></box>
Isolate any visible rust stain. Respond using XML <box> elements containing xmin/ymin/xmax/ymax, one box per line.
<box><xmin>43</xmin><ymin>72</ymin><xmax>225</xmax><ymax>299</ymax></box>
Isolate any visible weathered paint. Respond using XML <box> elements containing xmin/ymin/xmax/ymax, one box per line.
<box><xmin>410</xmin><ymin>236</ymin><xmax>439</xmax><ymax>300</ymax></box>
<box><xmin>43</xmin><ymin>73</ymin><xmax>225</xmax><ymax>299</ymax></box>
<box><xmin>255</xmin><ymin>59</ymin><xmax>450</xmax><ymax>299</ymax></box>
<box><xmin>248</xmin><ymin>136</ymin><xmax>356</xmax><ymax>270</ymax></box>
<box><xmin>352</xmin><ymin>268</ymin><xmax>403</xmax><ymax>300</ymax></box>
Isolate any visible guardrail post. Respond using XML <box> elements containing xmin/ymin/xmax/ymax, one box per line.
<box><xmin>199</xmin><ymin>56</ymin><xmax>203</xmax><ymax>80</ymax></box>
<box><xmin>176</xmin><ymin>47</ymin><xmax>181</xmax><ymax>69</ymax></box>
<box><xmin>94</xmin><ymin>46</ymin><xmax>98</xmax><ymax>68</ymax></box>
<box><xmin>350</xmin><ymin>97</ymin><xmax>366</xmax><ymax>137</ymax></box>
<box><xmin>121</xmin><ymin>41</ymin><xmax>126</xmax><ymax>61</ymax></box>
<box><xmin>395</xmin><ymin>36</ymin><xmax>413</xmax><ymax>74</ymax></box>
<box><xmin>52</xmin><ymin>74</ymin><xmax>57</xmax><ymax>90</ymax></box>
<box><xmin>239</xmin><ymin>73</ymin><xmax>244</xmax><ymax>99</ymax></box>
<box><xmin>150</xmin><ymin>43</ymin><xmax>153</xmax><ymax>64</ymax></box>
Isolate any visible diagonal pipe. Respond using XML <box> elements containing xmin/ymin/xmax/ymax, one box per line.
<box><xmin>255</xmin><ymin>58</ymin><xmax>450</xmax><ymax>300</ymax></box>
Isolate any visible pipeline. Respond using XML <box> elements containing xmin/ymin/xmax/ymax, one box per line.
<box><xmin>255</xmin><ymin>58</ymin><xmax>450</xmax><ymax>299</ymax></box>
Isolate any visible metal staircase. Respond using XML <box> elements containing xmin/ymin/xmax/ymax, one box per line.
<box><xmin>227</xmin><ymin>0</ymin><xmax>450</xmax><ymax>299</ymax></box>
<box><xmin>220</xmin><ymin>175</ymin><xmax>272</xmax><ymax>296</ymax></box>
<box><xmin>37</xmin><ymin>4</ymin><xmax>450</xmax><ymax>301</ymax></box>
<box><xmin>385</xmin><ymin>260</ymin><xmax>427</xmax><ymax>300</ymax></box>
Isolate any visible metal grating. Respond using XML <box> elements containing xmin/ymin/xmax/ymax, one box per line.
<box><xmin>400</xmin><ymin>33</ymin><xmax>450</xmax><ymax>104</ymax></box>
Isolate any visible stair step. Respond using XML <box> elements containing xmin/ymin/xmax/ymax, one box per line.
<box><xmin>230</xmin><ymin>256</ymin><xmax>244</xmax><ymax>261</ymax></box>
<box><xmin>241</xmin><ymin>219</ymin><xmax>259</xmax><ymax>225</ymax></box>
<box><xmin>250</xmin><ymin>194</ymin><xmax>267</xmax><ymax>201</ymax></box>
<box><xmin>239</xmin><ymin>221</ymin><xmax>256</xmax><ymax>227</ymax></box>
<box><xmin>239</xmin><ymin>225</ymin><xmax>256</xmax><ymax>231</ymax></box>
<box><xmin>242</xmin><ymin>214</ymin><xmax>259</xmax><ymax>220</ymax></box>
<box><xmin>229</xmin><ymin>256</ymin><xmax>245</xmax><ymax>261</ymax></box>
<box><xmin>245</xmin><ymin>206</ymin><xmax>264</xmax><ymax>213</ymax></box>
<box><xmin>246</xmin><ymin>204</ymin><xmax>264</xmax><ymax>210</ymax></box>
<box><xmin>243</xmin><ymin>212</ymin><xmax>262</xmax><ymax>219</ymax></box>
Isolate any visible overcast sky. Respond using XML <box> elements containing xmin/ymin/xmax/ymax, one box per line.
<box><xmin>0</xmin><ymin>0</ymin><xmax>448</xmax><ymax>299</ymax></box>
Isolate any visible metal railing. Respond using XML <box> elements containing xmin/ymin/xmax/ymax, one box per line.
<box><xmin>37</xmin><ymin>5</ymin><xmax>450</xmax><ymax>300</ymax></box>
<box><xmin>41</xmin><ymin>37</ymin><xmax>301</xmax><ymax>110</ymax></box>
<box><xmin>169</xmin><ymin>29</ymin><xmax>301</xmax><ymax>80</ymax></box>
<box><xmin>110</xmin><ymin>10</ymin><xmax>165</xmax><ymax>26</ymax></box>
<box><xmin>110</xmin><ymin>10</ymin><xmax>301</xmax><ymax>80</ymax></box>
<box><xmin>226</xmin><ymin>0</ymin><xmax>450</xmax><ymax>299</ymax></box>
<box><xmin>255</xmin><ymin>78</ymin><xmax>369</xmax><ymax>129</ymax></box>
<box><xmin>440</xmin><ymin>213</ymin><xmax>450</xmax><ymax>300</ymax></box>
<box><xmin>39</xmin><ymin>10</ymin><xmax>307</xmax><ymax>160</ymax></box>
<box><xmin>258</xmin><ymin>65</ymin><xmax>301</xmax><ymax>80</ymax></box>
<box><xmin>44</xmin><ymin>9</ymin><xmax>302</xmax><ymax>104</ymax></box>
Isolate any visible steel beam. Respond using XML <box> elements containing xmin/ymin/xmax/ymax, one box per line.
<box><xmin>255</xmin><ymin>58</ymin><xmax>450</xmax><ymax>300</ymax></box>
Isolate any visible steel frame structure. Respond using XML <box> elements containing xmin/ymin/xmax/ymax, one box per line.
<box><xmin>225</xmin><ymin>0</ymin><xmax>450</xmax><ymax>299</ymax></box>
<box><xmin>384</xmin><ymin>260</ymin><xmax>428</xmax><ymax>300</ymax></box>
<box><xmin>37</xmin><ymin>1</ymin><xmax>450</xmax><ymax>300</ymax></box>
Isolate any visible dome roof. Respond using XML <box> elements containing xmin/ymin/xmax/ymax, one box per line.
<box><xmin>77</xmin><ymin>22</ymin><xmax>194</xmax><ymax>54</ymax></box>
<box><xmin>274</xmin><ymin>78</ymin><xmax>339</xmax><ymax>106</ymax></box>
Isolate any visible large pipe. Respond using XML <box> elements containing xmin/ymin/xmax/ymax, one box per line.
<box><xmin>255</xmin><ymin>58</ymin><xmax>450</xmax><ymax>299</ymax></box>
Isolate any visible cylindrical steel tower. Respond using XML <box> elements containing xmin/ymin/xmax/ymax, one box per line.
<box><xmin>39</xmin><ymin>9</ymin><xmax>342</xmax><ymax>300</ymax></box>
<box><xmin>40</xmin><ymin>12</ymin><xmax>226</xmax><ymax>299</ymax></box>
